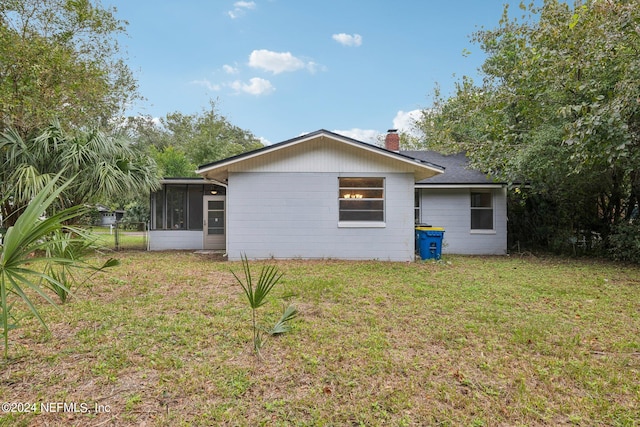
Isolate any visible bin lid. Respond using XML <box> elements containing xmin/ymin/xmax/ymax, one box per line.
<box><xmin>415</xmin><ymin>226</ymin><xmax>444</xmax><ymax>231</ymax></box>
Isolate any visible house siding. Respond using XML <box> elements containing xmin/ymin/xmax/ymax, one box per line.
<box><xmin>227</xmin><ymin>136</ymin><xmax>422</xmax><ymax>175</ymax></box>
<box><xmin>418</xmin><ymin>187</ymin><xmax>507</xmax><ymax>255</ymax></box>
<box><xmin>227</xmin><ymin>172</ymin><xmax>415</xmax><ymax>261</ymax></box>
<box><xmin>149</xmin><ymin>230</ymin><xmax>203</xmax><ymax>250</ymax></box>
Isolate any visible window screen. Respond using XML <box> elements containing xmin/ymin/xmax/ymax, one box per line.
<box><xmin>339</xmin><ymin>177</ymin><xmax>384</xmax><ymax>222</ymax></box>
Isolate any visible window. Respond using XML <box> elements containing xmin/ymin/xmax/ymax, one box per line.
<box><xmin>339</xmin><ymin>177</ymin><xmax>384</xmax><ymax>223</ymax></box>
<box><xmin>470</xmin><ymin>191</ymin><xmax>493</xmax><ymax>230</ymax></box>
<box><xmin>207</xmin><ymin>200</ymin><xmax>225</xmax><ymax>235</ymax></box>
<box><xmin>166</xmin><ymin>185</ymin><xmax>186</xmax><ymax>229</ymax></box>
<box><xmin>188</xmin><ymin>186</ymin><xmax>204</xmax><ymax>230</ymax></box>
<box><xmin>153</xmin><ymin>189</ymin><xmax>164</xmax><ymax>229</ymax></box>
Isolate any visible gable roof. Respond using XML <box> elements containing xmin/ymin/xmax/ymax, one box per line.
<box><xmin>196</xmin><ymin>129</ymin><xmax>444</xmax><ymax>182</ymax></box>
<box><xmin>403</xmin><ymin>150</ymin><xmax>505</xmax><ymax>187</ymax></box>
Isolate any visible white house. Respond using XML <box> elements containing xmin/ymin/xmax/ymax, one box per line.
<box><xmin>96</xmin><ymin>204</ymin><xmax>125</xmax><ymax>226</ymax></box>
<box><xmin>408</xmin><ymin>151</ymin><xmax>508</xmax><ymax>255</ymax></box>
<box><xmin>148</xmin><ymin>129</ymin><xmax>508</xmax><ymax>259</ymax></box>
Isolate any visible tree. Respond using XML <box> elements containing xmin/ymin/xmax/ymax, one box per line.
<box><xmin>0</xmin><ymin>121</ymin><xmax>160</xmax><ymax>227</ymax></box>
<box><xmin>0</xmin><ymin>0</ymin><xmax>138</xmax><ymax>137</ymax></box>
<box><xmin>162</xmin><ymin>102</ymin><xmax>263</xmax><ymax>167</ymax></box>
<box><xmin>121</xmin><ymin>102</ymin><xmax>264</xmax><ymax>176</ymax></box>
<box><xmin>149</xmin><ymin>145</ymin><xmax>198</xmax><ymax>178</ymax></box>
<box><xmin>414</xmin><ymin>0</ymin><xmax>640</xmax><ymax>252</ymax></box>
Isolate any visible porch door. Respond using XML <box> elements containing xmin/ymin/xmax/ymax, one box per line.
<box><xmin>203</xmin><ymin>195</ymin><xmax>225</xmax><ymax>250</ymax></box>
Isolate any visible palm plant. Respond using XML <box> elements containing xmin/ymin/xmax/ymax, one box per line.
<box><xmin>0</xmin><ymin>122</ymin><xmax>160</xmax><ymax>227</ymax></box>
<box><xmin>231</xmin><ymin>254</ymin><xmax>297</xmax><ymax>357</ymax></box>
<box><xmin>0</xmin><ymin>173</ymin><xmax>90</xmax><ymax>359</ymax></box>
<box><xmin>269</xmin><ymin>304</ymin><xmax>298</xmax><ymax>336</ymax></box>
<box><xmin>43</xmin><ymin>229</ymin><xmax>119</xmax><ymax>303</ymax></box>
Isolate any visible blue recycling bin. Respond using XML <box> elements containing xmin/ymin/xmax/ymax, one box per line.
<box><xmin>416</xmin><ymin>227</ymin><xmax>445</xmax><ymax>260</ymax></box>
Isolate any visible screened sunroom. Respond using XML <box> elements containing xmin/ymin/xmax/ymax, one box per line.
<box><xmin>149</xmin><ymin>179</ymin><xmax>226</xmax><ymax>250</ymax></box>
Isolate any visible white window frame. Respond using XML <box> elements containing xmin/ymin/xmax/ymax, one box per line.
<box><xmin>470</xmin><ymin>190</ymin><xmax>495</xmax><ymax>233</ymax></box>
<box><xmin>338</xmin><ymin>177</ymin><xmax>386</xmax><ymax>228</ymax></box>
<box><xmin>414</xmin><ymin>189</ymin><xmax>421</xmax><ymax>225</ymax></box>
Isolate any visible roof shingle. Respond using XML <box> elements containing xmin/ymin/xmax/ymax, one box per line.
<box><xmin>402</xmin><ymin>150</ymin><xmax>501</xmax><ymax>185</ymax></box>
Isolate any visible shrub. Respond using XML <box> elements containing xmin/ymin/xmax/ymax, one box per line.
<box><xmin>608</xmin><ymin>222</ymin><xmax>640</xmax><ymax>263</ymax></box>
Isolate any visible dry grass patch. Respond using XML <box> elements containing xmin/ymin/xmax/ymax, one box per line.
<box><xmin>1</xmin><ymin>253</ymin><xmax>639</xmax><ymax>426</ymax></box>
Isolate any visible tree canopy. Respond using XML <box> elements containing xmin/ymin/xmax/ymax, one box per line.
<box><xmin>0</xmin><ymin>0</ymin><xmax>138</xmax><ymax>137</ymax></box>
<box><xmin>122</xmin><ymin>102</ymin><xmax>264</xmax><ymax>178</ymax></box>
<box><xmin>414</xmin><ymin>0</ymin><xmax>640</xmax><ymax>255</ymax></box>
<box><xmin>0</xmin><ymin>2</ymin><xmax>262</xmax><ymax>227</ymax></box>
<box><xmin>0</xmin><ymin>121</ymin><xmax>160</xmax><ymax>226</ymax></box>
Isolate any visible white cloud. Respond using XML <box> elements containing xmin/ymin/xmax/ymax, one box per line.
<box><xmin>305</xmin><ymin>61</ymin><xmax>327</xmax><ymax>74</ymax></box>
<box><xmin>249</xmin><ymin>49</ymin><xmax>317</xmax><ymax>74</ymax></box>
<box><xmin>230</xmin><ymin>77</ymin><xmax>274</xmax><ymax>95</ymax></box>
<box><xmin>332</xmin><ymin>128</ymin><xmax>380</xmax><ymax>145</ymax></box>
<box><xmin>332</xmin><ymin>33</ymin><xmax>363</xmax><ymax>47</ymax></box>
<box><xmin>235</xmin><ymin>0</ymin><xmax>256</xmax><ymax>7</ymax></box>
<box><xmin>149</xmin><ymin>116</ymin><xmax>162</xmax><ymax>127</ymax></box>
<box><xmin>330</xmin><ymin>110</ymin><xmax>424</xmax><ymax>146</ymax></box>
<box><xmin>393</xmin><ymin>109</ymin><xmax>422</xmax><ymax>137</ymax></box>
<box><xmin>258</xmin><ymin>136</ymin><xmax>272</xmax><ymax>146</ymax></box>
<box><xmin>228</xmin><ymin>1</ymin><xmax>256</xmax><ymax>19</ymax></box>
<box><xmin>191</xmin><ymin>79</ymin><xmax>221</xmax><ymax>91</ymax></box>
<box><xmin>223</xmin><ymin>64</ymin><xmax>239</xmax><ymax>74</ymax></box>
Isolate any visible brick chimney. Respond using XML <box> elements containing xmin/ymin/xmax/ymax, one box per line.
<box><xmin>385</xmin><ymin>129</ymin><xmax>399</xmax><ymax>152</ymax></box>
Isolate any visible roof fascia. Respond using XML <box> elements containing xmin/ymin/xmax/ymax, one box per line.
<box><xmin>196</xmin><ymin>129</ymin><xmax>444</xmax><ymax>176</ymax></box>
<box><xmin>161</xmin><ymin>178</ymin><xmax>206</xmax><ymax>184</ymax></box>
<box><xmin>160</xmin><ymin>177</ymin><xmax>229</xmax><ymax>187</ymax></box>
<box><xmin>415</xmin><ymin>183</ymin><xmax>506</xmax><ymax>189</ymax></box>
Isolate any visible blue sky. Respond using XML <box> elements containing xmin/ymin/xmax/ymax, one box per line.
<box><xmin>106</xmin><ymin>1</ymin><xmax>516</xmax><ymax>145</ymax></box>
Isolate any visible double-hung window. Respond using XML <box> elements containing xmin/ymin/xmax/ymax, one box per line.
<box><xmin>470</xmin><ymin>191</ymin><xmax>493</xmax><ymax>231</ymax></box>
<box><xmin>338</xmin><ymin>177</ymin><xmax>385</xmax><ymax>224</ymax></box>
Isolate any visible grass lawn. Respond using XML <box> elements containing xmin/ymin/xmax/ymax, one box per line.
<box><xmin>1</xmin><ymin>253</ymin><xmax>639</xmax><ymax>426</ymax></box>
<box><xmin>89</xmin><ymin>226</ymin><xmax>147</xmax><ymax>251</ymax></box>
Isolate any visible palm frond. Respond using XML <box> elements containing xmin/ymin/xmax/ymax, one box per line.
<box><xmin>253</xmin><ymin>265</ymin><xmax>283</xmax><ymax>309</ymax></box>
<box><xmin>0</xmin><ymin>173</ymin><xmax>86</xmax><ymax>358</ymax></box>
<box><xmin>231</xmin><ymin>253</ymin><xmax>293</xmax><ymax>358</ymax></box>
<box><xmin>9</xmin><ymin>164</ymin><xmax>54</xmax><ymax>205</ymax></box>
<box><xmin>231</xmin><ymin>254</ymin><xmax>254</xmax><ymax>307</ymax></box>
<box><xmin>269</xmin><ymin>305</ymin><xmax>298</xmax><ymax>335</ymax></box>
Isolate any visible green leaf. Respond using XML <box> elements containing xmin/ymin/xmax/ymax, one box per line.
<box><xmin>269</xmin><ymin>305</ymin><xmax>298</xmax><ymax>335</ymax></box>
<box><xmin>101</xmin><ymin>258</ymin><xmax>121</xmax><ymax>269</ymax></box>
<box><xmin>569</xmin><ymin>13</ymin><xmax>580</xmax><ymax>29</ymax></box>
<box><xmin>0</xmin><ymin>173</ymin><xmax>88</xmax><ymax>358</ymax></box>
<box><xmin>231</xmin><ymin>253</ymin><xmax>291</xmax><ymax>358</ymax></box>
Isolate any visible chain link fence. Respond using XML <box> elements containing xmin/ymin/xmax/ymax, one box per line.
<box><xmin>113</xmin><ymin>222</ymin><xmax>148</xmax><ymax>251</ymax></box>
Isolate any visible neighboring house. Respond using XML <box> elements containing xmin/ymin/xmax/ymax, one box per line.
<box><xmin>96</xmin><ymin>204</ymin><xmax>125</xmax><ymax>226</ymax></box>
<box><xmin>148</xmin><ymin>129</ymin><xmax>508</xmax><ymax>259</ymax></box>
